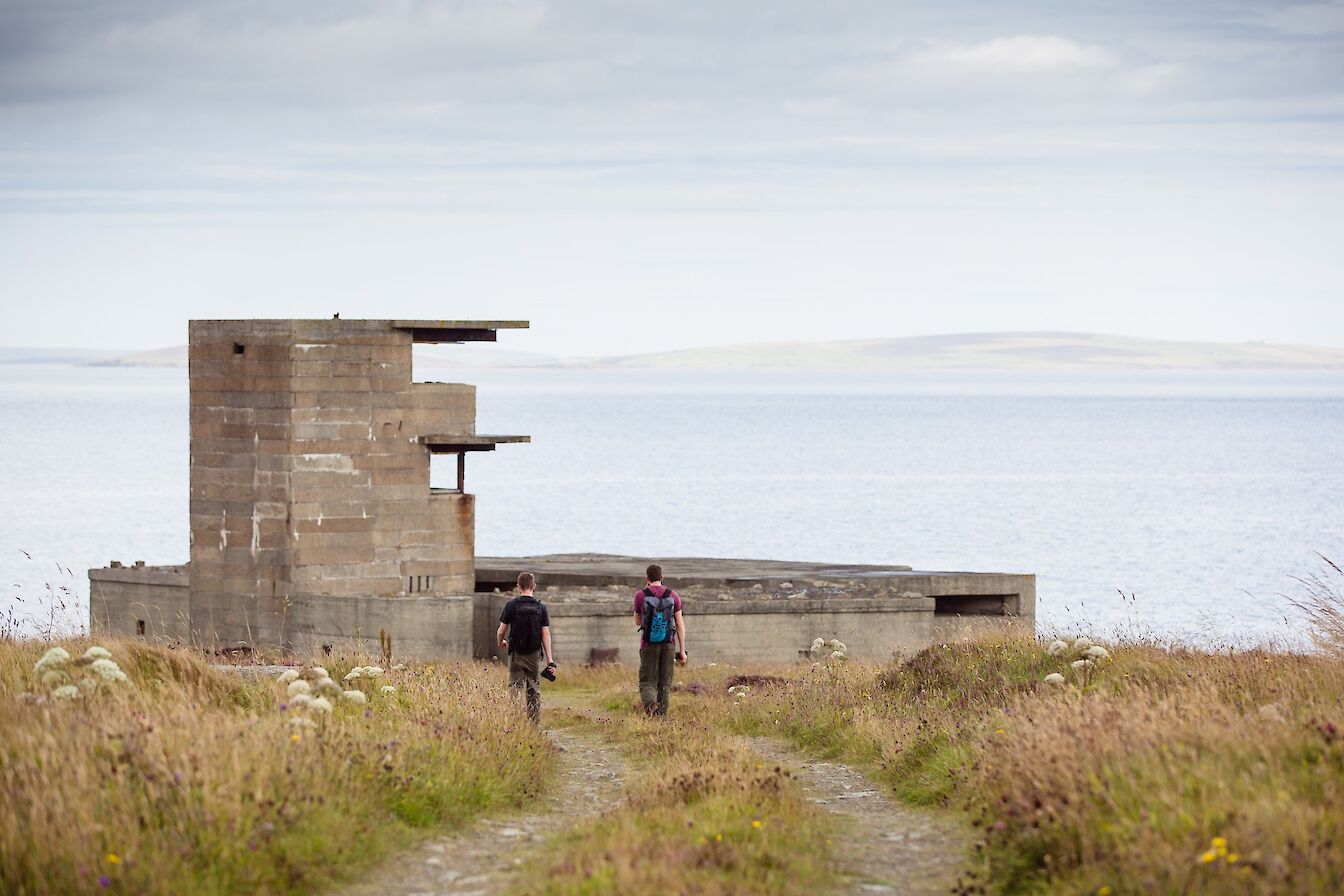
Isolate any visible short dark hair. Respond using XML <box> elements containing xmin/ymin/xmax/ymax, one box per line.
<box><xmin>645</xmin><ymin>563</ymin><xmax>663</xmax><ymax>583</ymax></box>
<box><xmin>517</xmin><ymin>572</ymin><xmax>535</xmax><ymax>591</ymax></box>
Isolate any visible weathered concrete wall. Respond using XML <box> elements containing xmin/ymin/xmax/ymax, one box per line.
<box><xmin>285</xmin><ymin>593</ymin><xmax>472</xmax><ymax>661</ymax></box>
<box><xmin>92</xmin><ymin>564</ymin><xmax>1032</xmax><ymax>665</ymax></box>
<box><xmin>89</xmin><ymin>565</ymin><xmax>191</xmax><ymax>641</ymax></box>
<box><xmin>474</xmin><ymin>574</ymin><xmax>1035</xmax><ymax>666</ymax></box>
<box><xmin>187</xmin><ymin>319</ymin><xmax>481</xmax><ymax>651</ymax></box>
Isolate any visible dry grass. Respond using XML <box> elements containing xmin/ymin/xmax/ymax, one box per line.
<box><xmin>673</xmin><ymin>639</ymin><xmax>1344</xmax><ymax>895</ymax></box>
<box><xmin>0</xmin><ymin>639</ymin><xmax>552</xmax><ymax>895</ymax></box>
<box><xmin>518</xmin><ymin>690</ymin><xmax>840</xmax><ymax>895</ymax></box>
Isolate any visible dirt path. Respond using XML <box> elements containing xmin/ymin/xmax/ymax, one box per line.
<box><xmin>747</xmin><ymin>737</ymin><xmax>969</xmax><ymax>896</ymax></box>
<box><xmin>333</xmin><ymin>699</ymin><xmax>627</xmax><ymax>896</ymax></box>
<box><xmin>336</xmin><ymin>698</ymin><xmax>967</xmax><ymax>896</ymax></box>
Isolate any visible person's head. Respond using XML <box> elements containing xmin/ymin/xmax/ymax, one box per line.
<box><xmin>517</xmin><ymin>572</ymin><xmax>536</xmax><ymax>594</ymax></box>
<box><xmin>645</xmin><ymin>563</ymin><xmax>663</xmax><ymax>584</ymax></box>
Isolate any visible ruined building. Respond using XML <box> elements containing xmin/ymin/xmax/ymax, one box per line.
<box><xmin>91</xmin><ymin>318</ymin><xmax>1035</xmax><ymax>662</ymax></box>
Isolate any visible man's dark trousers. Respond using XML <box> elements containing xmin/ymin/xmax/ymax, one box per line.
<box><xmin>638</xmin><ymin>642</ymin><xmax>677</xmax><ymax>716</ymax></box>
<box><xmin>509</xmin><ymin>649</ymin><xmax>544</xmax><ymax>723</ymax></box>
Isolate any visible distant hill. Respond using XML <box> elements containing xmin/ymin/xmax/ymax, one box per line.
<box><xmin>0</xmin><ymin>346</ymin><xmax>118</xmax><ymax>365</ymax></box>
<box><xmin>87</xmin><ymin>345</ymin><xmax>188</xmax><ymax>367</ymax></box>
<box><xmin>596</xmin><ymin>332</ymin><xmax>1344</xmax><ymax>371</ymax></box>
<box><xmin>36</xmin><ymin>331</ymin><xmax>1344</xmax><ymax>372</ymax></box>
<box><xmin>83</xmin><ymin>344</ymin><xmax>558</xmax><ymax>369</ymax></box>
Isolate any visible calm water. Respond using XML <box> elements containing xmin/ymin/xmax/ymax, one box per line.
<box><xmin>3</xmin><ymin>364</ymin><xmax>1342</xmax><ymax>644</ymax></box>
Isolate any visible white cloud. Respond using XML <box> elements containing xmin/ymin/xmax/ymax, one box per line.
<box><xmin>937</xmin><ymin>35</ymin><xmax>1115</xmax><ymax>73</ymax></box>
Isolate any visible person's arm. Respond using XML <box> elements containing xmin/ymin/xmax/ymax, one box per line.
<box><xmin>542</xmin><ymin>625</ymin><xmax>553</xmax><ymax>666</ymax></box>
<box><xmin>496</xmin><ymin>622</ymin><xmax>509</xmax><ymax>652</ymax></box>
<box><xmin>633</xmin><ymin>594</ymin><xmax>643</xmax><ymax>631</ymax></box>
<box><xmin>674</xmin><ymin>610</ymin><xmax>687</xmax><ymax>662</ymax></box>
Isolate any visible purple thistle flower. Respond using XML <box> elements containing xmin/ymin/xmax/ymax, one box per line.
<box><xmin>99</xmin><ymin>875</ymin><xmax>111</xmax><ymax>888</ymax></box>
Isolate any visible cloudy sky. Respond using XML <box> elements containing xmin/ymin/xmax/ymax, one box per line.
<box><xmin>2</xmin><ymin>0</ymin><xmax>1342</xmax><ymax>355</ymax></box>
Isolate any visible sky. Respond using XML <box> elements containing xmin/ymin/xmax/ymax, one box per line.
<box><xmin>2</xmin><ymin>0</ymin><xmax>1342</xmax><ymax>356</ymax></box>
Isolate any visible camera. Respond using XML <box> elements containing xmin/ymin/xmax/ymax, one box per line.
<box><xmin>540</xmin><ymin>663</ymin><xmax>557</xmax><ymax>682</ymax></box>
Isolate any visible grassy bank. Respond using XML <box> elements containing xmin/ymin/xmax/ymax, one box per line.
<box><xmin>518</xmin><ymin>687</ymin><xmax>840</xmax><ymax>896</ymax></box>
<box><xmin>567</xmin><ymin>639</ymin><xmax>1341</xmax><ymax>895</ymax></box>
<box><xmin>0</xmin><ymin>639</ymin><xmax>551</xmax><ymax>895</ymax></box>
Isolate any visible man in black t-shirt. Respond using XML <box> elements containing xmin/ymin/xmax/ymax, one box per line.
<box><xmin>496</xmin><ymin>571</ymin><xmax>554</xmax><ymax>724</ymax></box>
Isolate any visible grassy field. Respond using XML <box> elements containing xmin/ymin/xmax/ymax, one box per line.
<box><xmin>0</xmin><ymin>640</ymin><xmax>552</xmax><ymax>895</ymax></box>
<box><xmin>4</xmin><ymin>626</ymin><xmax>1342</xmax><ymax>895</ymax></box>
<box><xmin>543</xmin><ymin>634</ymin><xmax>1343</xmax><ymax>896</ymax></box>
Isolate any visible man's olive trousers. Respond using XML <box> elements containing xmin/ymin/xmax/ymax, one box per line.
<box><xmin>638</xmin><ymin>642</ymin><xmax>677</xmax><ymax>716</ymax></box>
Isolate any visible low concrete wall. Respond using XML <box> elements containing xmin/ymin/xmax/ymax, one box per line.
<box><xmin>91</xmin><ymin>564</ymin><xmax>1034</xmax><ymax>665</ymax></box>
<box><xmin>91</xmin><ymin>565</ymin><xmax>471</xmax><ymax>660</ymax></box>
<box><xmin>476</xmin><ymin>578</ymin><xmax>1035</xmax><ymax>666</ymax></box>
<box><xmin>285</xmin><ymin>593</ymin><xmax>472</xmax><ymax>661</ymax></box>
<box><xmin>89</xmin><ymin>565</ymin><xmax>191</xmax><ymax>641</ymax></box>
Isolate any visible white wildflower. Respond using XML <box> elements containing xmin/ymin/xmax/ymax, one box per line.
<box><xmin>287</xmin><ymin>679</ymin><xmax>312</xmax><ymax>697</ymax></box>
<box><xmin>825</xmin><ymin>639</ymin><xmax>846</xmax><ymax>652</ymax></box>
<box><xmin>288</xmin><ymin>716</ymin><xmax>317</xmax><ymax>730</ymax></box>
<box><xmin>315</xmin><ymin>678</ymin><xmax>342</xmax><ymax>697</ymax></box>
<box><xmin>41</xmin><ymin>669</ymin><xmax>68</xmax><ymax>688</ymax></box>
<box><xmin>51</xmin><ymin>684</ymin><xmax>79</xmax><ymax>701</ymax></box>
<box><xmin>379</xmin><ymin>685</ymin><xmax>396</xmax><ymax>695</ymax></box>
<box><xmin>78</xmin><ymin>677</ymin><xmax>99</xmax><ymax>692</ymax></box>
<box><xmin>342</xmin><ymin>669</ymin><xmax>362</xmax><ymax>682</ymax></box>
<box><xmin>1085</xmin><ymin>645</ymin><xmax>1110</xmax><ymax>661</ymax></box>
<box><xmin>830</xmin><ymin>650</ymin><xmax>847</xmax><ymax>662</ymax></box>
<box><xmin>1046</xmin><ymin>639</ymin><xmax>1069</xmax><ymax>657</ymax></box>
<box><xmin>34</xmin><ymin>646</ymin><xmax>71</xmax><ymax>675</ymax></box>
<box><xmin>90</xmin><ymin>658</ymin><xmax>128</xmax><ymax>682</ymax></box>
<box><xmin>1043</xmin><ymin>672</ymin><xmax>1066</xmax><ymax>686</ymax></box>
<box><xmin>289</xmin><ymin>693</ymin><xmax>314</xmax><ymax>709</ymax></box>
<box><xmin>342</xmin><ymin>689</ymin><xmax>368</xmax><ymax>705</ymax></box>
<box><xmin>310</xmin><ymin>696</ymin><xmax>333</xmax><ymax>714</ymax></box>
<box><xmin>391</xmin><ymin>663</ymin><xmax>406</xmax><ymax>672</ymax></box>
<box><xmin>1071</xmin><ymin>659</ymin><xmax>1095</xmax><ymax>672</ymax></box>
<box><xmin>308</xmin><ymin>666</ymin><xmax>329</xmax><ymax>679</ymax></box>
<box><xmin>1072</xmin><ymin>636</ymin><xmax>1094</xmax><ymax>652</ymax></box>
<box><xmin>277</xmin><ymin>669</ymin><xmax>300</xmax><ymax>685</ymax></box>
<box><xmin>810</xmin><ymin>638</ymin><xmax>826</xmax><ymax>652</ymax></box>
<box><xmin>361</xmin><ymin>666</ymin><xmax>383</xmax><ymax>679</ymax></box>
<box><xmin>83</xmin><ymin>646</ymin><xmax>113</xmax><ymax>660</ymax></box>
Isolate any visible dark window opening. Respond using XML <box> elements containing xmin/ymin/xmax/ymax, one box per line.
<box><xmin>233</xmin><ymin>342</ymin><xmax>246</xmax><ymax>355</ymax></box>
<box><xmin>408</xmin><ymin>575</ymin><xmax>435</xmax><ymax>594</ymax></box>
<box><xmin>136</xmin><ymin>619</ymin><xmax>146</xmax><ymax>636</ymax></box>
<box><xmin>933</xmin><ymin>594</ymin><xmax>1019</xmax><ymax>616</ymax></box>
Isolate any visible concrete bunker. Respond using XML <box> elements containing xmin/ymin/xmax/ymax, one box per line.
<box><xmin>89</xmin><ymin>317</ymin><xmax>1034</xmax><ymax>663</ymax></box>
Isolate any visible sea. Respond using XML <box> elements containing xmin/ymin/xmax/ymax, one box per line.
<box><xmin>2</xmin><ymin>363</ymin><xmax>1342</xmax><ymax>646</ymax></box>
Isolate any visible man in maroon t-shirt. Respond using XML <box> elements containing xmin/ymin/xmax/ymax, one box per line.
<box><xmin>632</xmin><ymin>563</ymin><xmax>687</xmax><ymax>716</ymax></box>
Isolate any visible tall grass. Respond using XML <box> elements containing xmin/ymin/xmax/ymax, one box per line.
<box><xmin>0</xmin><ymin>639</ymin><xmax>552</xmax><ymax>895</ymax></box>
<box><xmin>1292</xmin><ymin>555</ymin><xmax>1344</xmax><ymax>660</ymax></box>
<box><xmin>700</xmin><ymin>638</ymin><xmax>1344</xmax><ymax>895</ymax></box>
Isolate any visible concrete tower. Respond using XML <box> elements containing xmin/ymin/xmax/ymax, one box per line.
<box><xmin>184</xmin><ymin>318</ymin><xmax>527</xmax><ymax>654</ymax></box>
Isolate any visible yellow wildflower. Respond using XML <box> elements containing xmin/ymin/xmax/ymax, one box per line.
<box><xmin>106</xmin><ymin>854</ymin><xmax>121</xmax><ymax>865</ymax></box>
<box><xmin>1211</xmin><ymin>837</ymin><xmax>1227</xmax><ymax>850</ymax></box>
<box><xmin>1097</xmin><ymin>887</ymin><xmax>1112</xmax><ymax>896</ymax></box>
<box><xmin>1226</xmin><ymin>853</ymin><xmax>1239</xmax><ymax>864</ymax></box>
<box><xmin>290</xmin><ymin>733</ymin><xmax>301</xmax><ymax>743</ymax></box>
<box><xmin>715</xmin><ymin>833</ymin><xmax>722</xmax><ymax>842</ymax></box>
<box><xmin>752</xmin><ymin>820</ymin><xmax>763</xmax><ymax>829</ymax></box>
<box><xmin>1200</xmin><ymin>850</ymin><xmax>1217</xmax><ymax>864</ymax></box>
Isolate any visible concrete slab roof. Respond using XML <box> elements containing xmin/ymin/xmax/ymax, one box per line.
<box><xmin>476</xmin><ymin>553</ymin><xmax>919</xmax><ymax>589</ymax></box>
<box><xmin>392</xmin><ymin>320</ymin><xmax>529</xmax><ymax>330</ymax></box>
<box><xmin>420</xmin><ymin>433</ymin><xmax>531</xmax><ymax>453</ymax></box>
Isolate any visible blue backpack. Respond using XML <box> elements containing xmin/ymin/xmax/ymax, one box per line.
<box><xmin>641</xmin><ymin>587</ymin><xmax>677</xmax><ymax>645</ymax></box>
